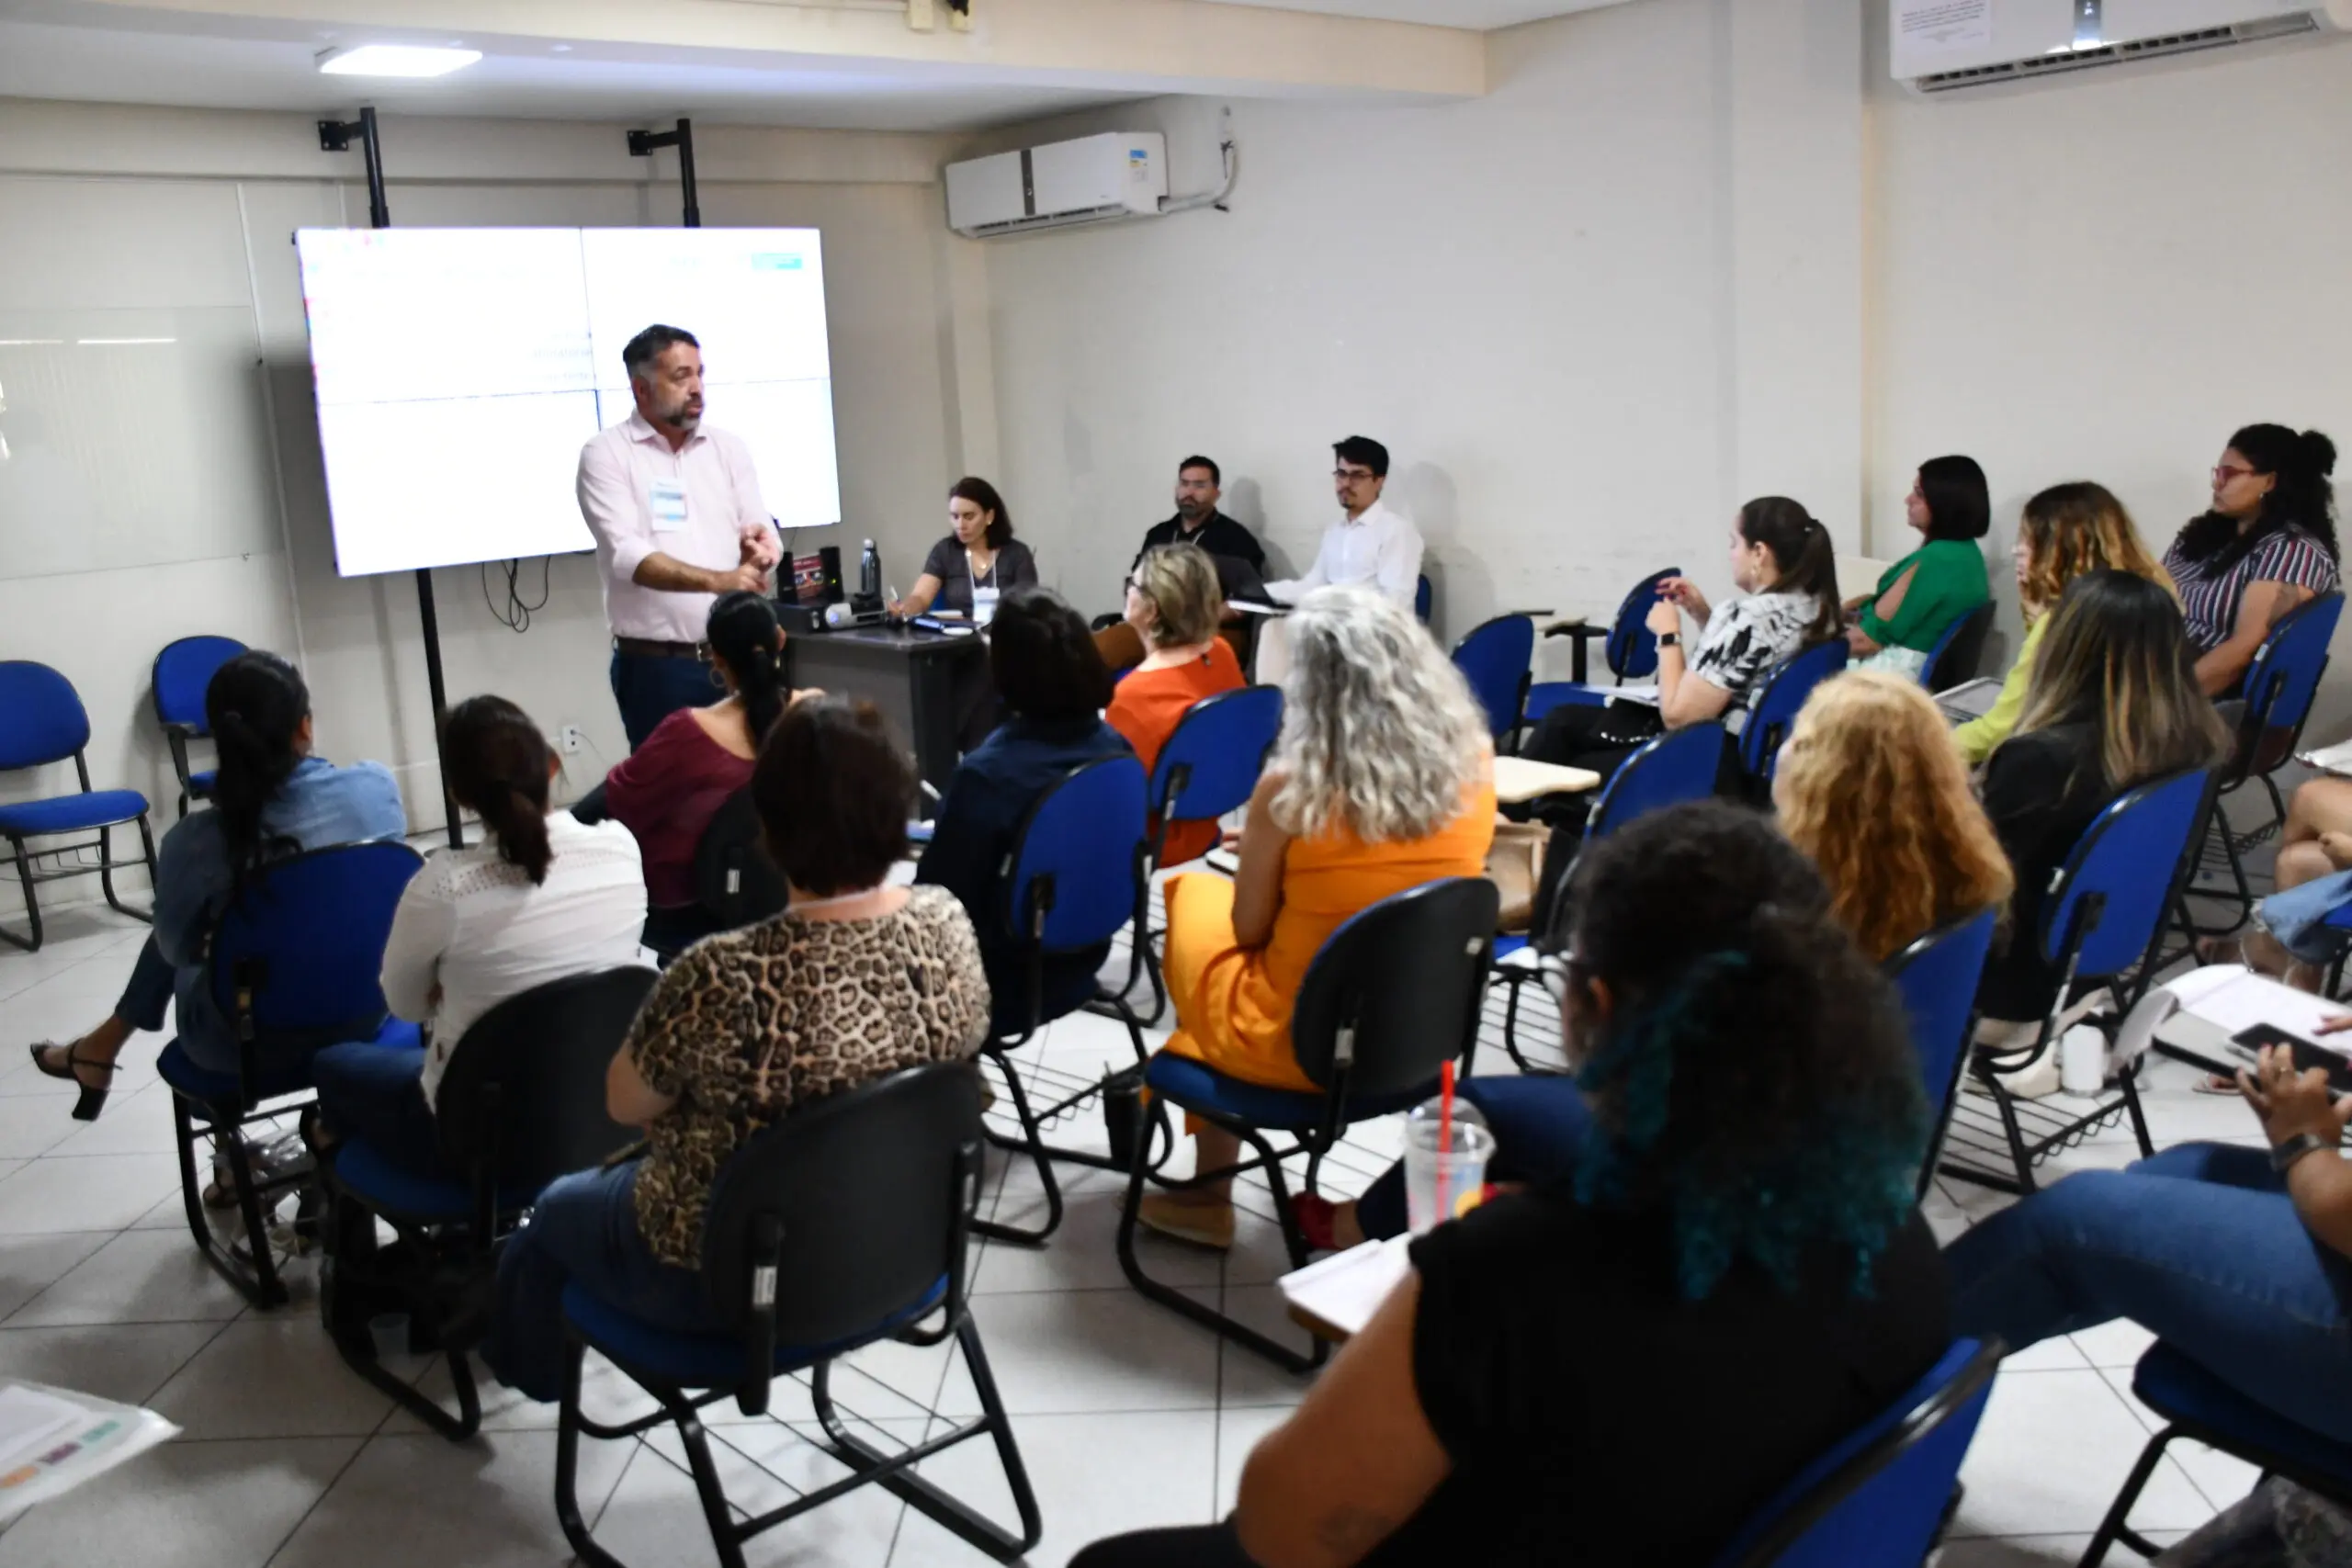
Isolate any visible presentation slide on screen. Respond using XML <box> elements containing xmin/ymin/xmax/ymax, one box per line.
<box><xmin>294</xmin><ymin>227</ymin><xmax>842</xmax><ymax>578</ymax></box>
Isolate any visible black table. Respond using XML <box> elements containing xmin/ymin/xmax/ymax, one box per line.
<box><xmin>783</xmin><ymin>625</ymin><xmax>988</xmax><ymax>794</ymax></box>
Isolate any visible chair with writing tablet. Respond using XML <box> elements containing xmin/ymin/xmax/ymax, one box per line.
<box><xmin>1521</xmin><ymin>566</ymin><xmax>1681</xmax><ymax>728</ymax></box>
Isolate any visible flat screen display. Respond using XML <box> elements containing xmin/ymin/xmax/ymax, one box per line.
<box><xmin>293</xmin><ymin>227</ymin><xmax>842</xmax><ymax>577</ymax></box>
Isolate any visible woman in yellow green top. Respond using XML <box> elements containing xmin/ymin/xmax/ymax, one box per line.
<box><xmin>1953</xmin><ymin>480</ymin><xmax>2176</xmax><ymax>765</ymax></box>
<box><xmin>1845</xmin><ymin>456</ymin><xmax>1993</xmax><ymax>682</ymax></box>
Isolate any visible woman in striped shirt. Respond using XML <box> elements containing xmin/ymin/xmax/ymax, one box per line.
<box><xmin>2162</xmin><ymin>424</ymin><xmax>2339</xmax><ymax>696</ymax></box>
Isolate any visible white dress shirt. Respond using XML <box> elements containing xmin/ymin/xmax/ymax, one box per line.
<box><xmin>577</xmin><ymin>411</ymin><xmax>775</xmax><ymax>644</ymax></box>
<box><xmin>379</xmin><ymin>813</ymin><xmax>652</xmax><ymax>1105</ymax></box>
<box><xmin>1265</xmin><ymin>496</ymin><xmax>1424</xmax><ymax>608</ymax></box>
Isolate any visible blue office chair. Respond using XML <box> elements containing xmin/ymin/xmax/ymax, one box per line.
<box><xmin>322</xmin><ymin>965</ymin><xmax>656</xmax><ymax>1441</ymax></box>
<box><xmin>978</xmin><ymin>755</ymin><xmax>1154</xmax><ymax>1247</ymax></box>
<box><xmin>554</xmin><ymin>1063</ymin><xmax>1042</xmax><ymax>1568</ymax></box>
<box><xmin>1918</xmin><ymin>602</ymin><xmax>1996</xmax><ymax>693</ymax></box>
<box><xmin>1451</xmin><ymin>614</ymin><xmax>1537</xmax><ymax>743</ymax></box>
<box><xmin>1739</xmin><ymin>641</ymin><xmax>1851</xmax><ymax>794</ymax></box>
<box><xmin>1118</xmin><ymin>875</ymin><xmax>1498</xmax><ymax>1371</ymax></box>
<box><xmin>2186</xmin><ymin>592</ymin><xmax>2343</xmax><ymax>935</ymax></box>
<box><xmin>1885</xmin><ymin>908</ymin><xmax>1999</xmax><ymax>1201</ymax></box>
<box><xmin>1939</xmin><ymin>769</ymin><xmax>2215</xmax><ymax>1196</ymax></box>
<box><xmin>1491</xmin><ymin>725</ymin><xmax>1727</xmax><ymax>1074</ymax></box>
<box><xmin>1122</xmin><ymin>686</ymin><xmax>1284</xmax><ymax>1026</ymax></box>
<box><xmin>1523</xmin><ymin>566</ymin><xmax>1681</xmax><ymax>725</ymax></box>
<box><xmin>1710</xmin><ymin>1338</ymin><xmax>2000</xmax><ymax>1567</ymax></box>
<box><xmin>0</xmin><ymin>660</ymin><xmax>159</xmax><ymax>953</ymax></box>
<box><xmin>2081</xmin><ymin>1343</ymin><xmax>2352</xmax><ymax>1568</ymax></box>
<box><xmin>158</xmin><ymin>840</ymin><xmax>424</xmax><ymax>1307</ymax></box>
<box><xmin>151</xmin><ymin>635</ymin><xmax>246</xmax><ymax>818</ymax></box>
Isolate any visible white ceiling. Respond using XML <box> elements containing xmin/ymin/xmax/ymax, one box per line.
<box><xmin>1194</xmin><ymin>0</ymin><xmax>1631</xmax><ymax>28</ymax></box>
<box><xmin>0</xmin><ymin>10</ymin><xmax>1145</xmax><ymax>132</ymax></box>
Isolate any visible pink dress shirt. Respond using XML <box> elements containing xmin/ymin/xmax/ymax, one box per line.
<box><xmin>576</xmin><ymin>411</ymin><xmax>775</xmax><ymax>644</ymax></box>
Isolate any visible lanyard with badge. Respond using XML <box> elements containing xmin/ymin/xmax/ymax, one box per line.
<box><xmin>967</xmin><ymin>549</ymin><xmax>1000</xmax><ymax>626</ymax></box>
<box><xmin>649</xmin><ymin>473</ymin><xmax>688</xmax><ymax>535</ymax></box>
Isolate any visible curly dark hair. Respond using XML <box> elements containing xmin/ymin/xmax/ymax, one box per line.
<box><xmin>2172</xmin><ymin>423</ymin><xmax>2339</xmax><ymax>572</ymax></box>
<box><xmin>1562</xmin><ymin>798</ymin><xmax>1928</xmax><ymax>1300</ymax></box>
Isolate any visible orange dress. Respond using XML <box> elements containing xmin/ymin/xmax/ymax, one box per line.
<box><xmin>1160</xmin><ymin>769</ymin><xmax>1498</xmax><ymax>1093</ymax></box>
<box><xmin>1106</xmin><ymin>640</ymin><xmax>1249</xmax><ymax>867</ymax></box>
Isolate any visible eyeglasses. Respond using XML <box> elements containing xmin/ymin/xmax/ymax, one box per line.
<box><xmin>2213</xmin><ymin>465</ymin><xmax>2257</xmax><ymax>484</ymax></box>
<box><xmin>1331</xmin><ymin>468</ymin><xmax>1377</xmax><ymax>482</ymax></box>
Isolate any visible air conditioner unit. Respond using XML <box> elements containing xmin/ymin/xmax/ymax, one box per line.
<box><xmin>1893</xmin><ymin>0</ymin><xmax>2352</xmax><ymax>94</ymax></box>
<box><xmin>944</xmin><ymin>132</ymin><xmax>1169</xmax><ymax>239</ymax></box>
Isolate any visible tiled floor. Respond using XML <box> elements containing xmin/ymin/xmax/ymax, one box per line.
<box><xmin>0</xmin><ymin>897</ymin><xmax>2273</xmax><ymax>1566</ymax></box>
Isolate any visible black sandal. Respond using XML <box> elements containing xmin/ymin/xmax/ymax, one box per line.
<box><xmin>27</xmin><ymin>1043</ymin><xmax>114</xmax><ymax>1122</ymax></box>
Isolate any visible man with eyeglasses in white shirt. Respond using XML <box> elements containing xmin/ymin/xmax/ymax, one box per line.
<box><xmin>1256</xmin><ymin>436</ymin><xmax>1424</xmax><ymax>682</ymax></box>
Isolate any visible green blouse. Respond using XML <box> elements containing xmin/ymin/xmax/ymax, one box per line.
<box><xmin>1860</xmin><ymin>538</ymin><xmax>1990</xmax><ymax>653</ymax></box>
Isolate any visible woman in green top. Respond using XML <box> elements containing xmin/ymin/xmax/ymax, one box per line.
<box><xmin>1954</xmin><ymin>481</ymin><xmax>2176</xmax><ymax>765</ymax></box>
<box><xmin>1846</xmin><ymin>456</ymin><xmax>1993</xmax><ymax>682</ymax></box>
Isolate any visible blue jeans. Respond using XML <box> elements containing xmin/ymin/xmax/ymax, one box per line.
<box><xmin>311</xmin><ymin>1037</ymin><xmax>441</xmax><ymax>1178</ymax></box>
<box><xmin>116</xmin><ymin>936</ymin><xmax>175</xmax><ymax>1032</ymax></box>
<box><xmin>1356</xmin><ymin>1076</ymin><xmax>1596</xmax><ymax>1241</ymax></box>
<box><xmin>1948</xmin><ymin>1142</ymin><xmax>2352</xmax><ymax>1442</ymax></box>
<box><xmin>611</xmin><ymin>649</ymin><xmax>721</xmax><ymax>753</ymax></box>
<box><xmin>483</xmin><ymin>1159</ymin><xmax>715</xmax><ymax>1404</ymax></box>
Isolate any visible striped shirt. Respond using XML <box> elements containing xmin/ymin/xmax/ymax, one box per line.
<box><xmin>2162</xmin><ymin>523</ymin><xmax>2337</xmax><ymax>654</ymax></box>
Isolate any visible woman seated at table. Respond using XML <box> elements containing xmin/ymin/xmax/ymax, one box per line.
<box><xmin>1955</xmin><ymin>480</ymin><xmax>2174</xmax><ymax>766</ymax></box>
<box><xmin>916</xmin><ymin>587</ymin><xmax>1130</xmax><ymax>1039</ymax></box>
<box><xmin>1106</xmin><ymin>544</ymin><xmax>1247</xmax><ymax>866</ymax></box>
<box><xmin>1973</xmin><ymin>571</ymin><xmax>2231</xmax><ymax>1068</ymax></box>
<box><xmin>29</xmin><ymin>650</ymin><xmax>404</xmax><ymax>1122</ymax></box>
<box><xmin>1135</xmin><ymin>585</ymin><xmax>1495</xmax><ymax>1251</ymax></box>
<box><xmin>1843</xmin><ymin>455</ymin><xmax>1991</xmax><ymax>681</ymax></box>
<box><xmin>602</xmin><ymin>591</ymin><xmax>813</xmax><ymax>953</ymax></box>
<box><xmin>889</xmin><ymin>476</ymin><xmax>1040</xmax><ymax>625</ymax></box>
<box><xmin>1520</xmin><ymin>496</ymin><xmax>1838</xmax><ymax>795</ymax></box>
<box><xmin>483</xmin><ymin>698</ymin><xmax>989</xmax><ymax>1404</ymax></box>
<box><xmin>2162</xmin><ymin>423</ymin><xmax>2338</xmax><ymax>697</ymax></box>
<box><xmin>306</xmin><ymin>696</ymin><xmax>649</xmax><ymax>1178</ymax></box>
<box><xmin>1076</xmin><ymin>801</ymin><xmax>1949</xmax><ymax>1568</ymax></box>
<box><xmin>1776</xmin><ymin>670</ymin><xmax>2013</xmax><ymax>964</ymax></box>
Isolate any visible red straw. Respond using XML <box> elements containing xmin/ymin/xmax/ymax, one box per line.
<box><xmin>1436</xmin><ymin>1060</ymin><xmax>1457</xmax><ymax>1223</ymax></box>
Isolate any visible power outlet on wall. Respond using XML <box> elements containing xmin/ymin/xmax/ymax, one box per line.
<box><xmin>560</xmin><ymin>725</ymin><xmax>585</xmax><ymax>756</ymax></box>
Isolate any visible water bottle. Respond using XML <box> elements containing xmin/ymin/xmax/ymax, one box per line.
<box><xmin>859</xmin><ymin>538</ymin><xmax>881</xmax><ymax>599</ymax></box>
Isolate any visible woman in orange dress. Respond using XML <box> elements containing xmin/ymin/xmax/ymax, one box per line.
<box><xmin>1137</xmin><ymin>584</ymin><xmax>1497</xmax><ymax>1249</ymax></box>
<box><xmin>1106</xmin><ymin>543</ymin><xmax>1248</xmax><ymax>866</ymax></box>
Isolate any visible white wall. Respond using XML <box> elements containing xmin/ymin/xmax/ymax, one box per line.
<box><xmin>972</xmin><ymin>0</ymin><xmax>2352</xmax><ymax>697</ymax></box>
<box><xmin>0</xmin><ymin>100</ymin><xmax>997</xmax><ymax>919</ymax></box>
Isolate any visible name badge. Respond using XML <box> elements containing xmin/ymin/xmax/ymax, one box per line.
<box><xmin>971</xmin><ymin>585</ymin><xmax>1001</xmax><ymax>627</ymax></box>
<box><xmin>649</xmin><ymin>478</ymin><xmax>688</xmax><ymax>534</ymax></box>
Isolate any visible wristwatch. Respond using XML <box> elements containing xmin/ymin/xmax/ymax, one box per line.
<box><xmin>1657</xmin><ymin>633</ymin><xmax>1679</xmax><ymax>649</ymax></box>
<box><xmin>2271</xmin><ymin>1132</ymin><xmax>2340</xmax><ymax>1174</ymax></box>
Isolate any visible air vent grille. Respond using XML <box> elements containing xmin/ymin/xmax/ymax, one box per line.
<box><xmin>1914</xmin><ymin>13</ymin><xmax>2319</xmax><ymax>92</ymax></box>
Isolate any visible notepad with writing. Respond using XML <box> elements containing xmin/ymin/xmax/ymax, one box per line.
<box><xmin>1278</xmin><ymin>1235</ymin><xmax>1412</xmax><ymax>1341</ymax></box>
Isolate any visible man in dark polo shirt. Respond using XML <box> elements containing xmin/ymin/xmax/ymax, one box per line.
<box><xmin>1131</xmin><ymin>456</ymin><xmax>1267</xmax><ymax>575</ymax></box>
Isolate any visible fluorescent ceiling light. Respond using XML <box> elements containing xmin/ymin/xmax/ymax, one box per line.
<box><xmin>77</xmin><ymin>337</ymin><xmax>176</xmax><ymax>345</ymax></box>
<box><xmin>317</xmin><ymin>44</ymin><xmax>482</xmax><ymax>77</ymax></box>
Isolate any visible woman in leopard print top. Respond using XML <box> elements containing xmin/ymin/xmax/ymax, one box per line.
<box><xmin>484</xmin><ymin>698</ymin><xmax>990</xmax><ymax>1404</ymax></box>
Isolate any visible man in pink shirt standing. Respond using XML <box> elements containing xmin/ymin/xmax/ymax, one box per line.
<box><xmin>577</xmin><ymin>323</ymin><xmax>783</xmax><ymax>749</ymax></box>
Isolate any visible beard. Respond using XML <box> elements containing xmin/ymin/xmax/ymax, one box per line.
<box><xmin>660</xmin><ymin>396</ymin><xmax>703</xmax><ymax>431</ymax></box>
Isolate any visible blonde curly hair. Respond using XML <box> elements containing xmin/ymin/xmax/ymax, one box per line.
<box><xmin>1774</xmin><ymin>671</ymin><xmax>2014</xmax><ymax>964</ymax></box>
<box><xmin>1271</xmin><ymin>586</ymin><xmax>1488</xmax><ymax>843</ymax></box>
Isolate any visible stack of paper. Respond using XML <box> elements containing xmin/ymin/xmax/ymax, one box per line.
<box><xmin>2298</xmin><ymin>738</ymin><xmax>2352</xmax><ymax>778</ymax></box>
<box><xmin>1278</xmin><ymin>1235</ymin><xmax>1411</xmax><ymax>1341</ymax></box>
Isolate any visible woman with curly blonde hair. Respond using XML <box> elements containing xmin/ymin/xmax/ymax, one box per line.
<box><xmin>1776</xmin><ymin>670</ymin><xmax>2014</xmax><ymax>964</ymax></box>
<box><xmin>1136</xmin><ymin>586</ymin><xmax>1497</xmax><ymax>1249</ymax></box>
<box><xmin>1955</xmin><ymin>482</ymin><xmax>2172</xmax><ymax>765</ymax></box>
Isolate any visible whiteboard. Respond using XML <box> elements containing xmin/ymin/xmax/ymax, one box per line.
<box><xmin>293</xmin><ymin>226</ymin><xmax>843</xmax><ymax>578</ymax></box>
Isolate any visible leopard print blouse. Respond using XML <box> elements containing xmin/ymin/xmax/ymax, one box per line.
<box><xmin>627</xmin><ymin>885</ymin><xmax>991</xmax><ymax>1268</ymax></box>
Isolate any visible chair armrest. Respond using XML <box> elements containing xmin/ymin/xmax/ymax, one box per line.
<box><xmin>1543</xmin><ymin>622</ymin><xmax>1606</xmax><ymax>641</ymax></box>
<box><xmin>1500</xmin><ymin>607</ymin><xmax>1555</xmax><ymax>620</ymax></box>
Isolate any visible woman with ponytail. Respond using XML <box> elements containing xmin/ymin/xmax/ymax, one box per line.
<box><xmin>1520</xmin><ymin>497</ymin><xmax>1840</xmax><ymax>813</ymax></box>
<box><xmin>307</xmin><ymin>696</ymin><xmax>649</xmax><ymax>1179</ymax></box>
<box><xmin>28</xmin><ymin>651</ymin><xmax>403</xmax><ymax>1120</ymax></box>
<box><xmin>602</xmin><ymin>591</ymin><xmax>816</xmax><ymax>952</ymax></box>
<box><xmin>1079</xmin><ymin>801</ymin><xmax>1947</xmax><ymax>1568</ymax></box>
<box><xmin>2163</xmin><ymin>423</ymin><xmax>2339</xmax><ymax>695</ymax></box>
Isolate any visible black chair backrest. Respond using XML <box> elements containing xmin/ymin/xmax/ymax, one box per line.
<box><xmin>701</xmin><ymin>1063</ymin><xmax>984</xmax><ymax>1392</ymax></box>
<box><xmin>691</xmin><ymin>788</ymin><xmax>789</xmax><ymax>930</ymax></box>
<box><xmin>1922</xmin><ymin>601</ymin><xmax>1996</xmax><ymax>692</ymax></box>
<box><xmin>433</xmin><ymin>966</ymin><xmax>657</xmax><ymax>1187</ymax></box>
<box><xmin>1290</xmin><ymin>876</ymin><xmax>1500</xmax><ymax>1100</ymax></box>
